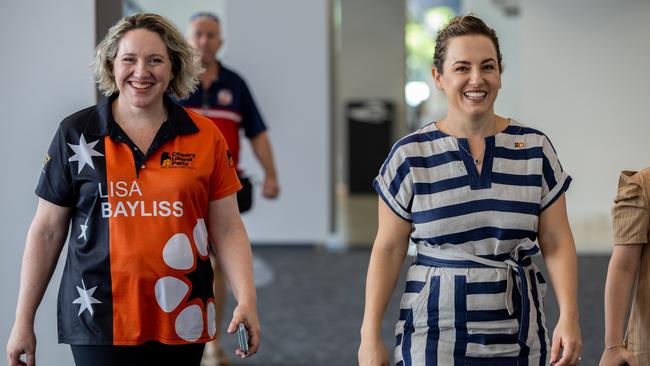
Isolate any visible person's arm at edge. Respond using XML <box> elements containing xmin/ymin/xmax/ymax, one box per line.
<box><xmin>599</xmin><ymin>244</ymin><xmax>641</xmax><ymax>366</ymax></box>
<box><xmin>7</xmin><ymin>199</ymin><xmax>71</xmax><ymax>366</ymax></box>
<box><xmin>207</xmin><ymin>195</ymin><xmax>259</xmax><ymax>358</ymax></box>
<box><xmin>538</xmin><ymin>194</ymin><xmax>582</xmax><ymax>366</ymax></box>
<box><xmin>359</xmin><ymin>199</ymin><xmax>411</xmax><ymax>366</ymax></box>
<box><xmin>249</xmin><ymin>132</ymin><xmax>279</xmax><ymax>199</ymax></box>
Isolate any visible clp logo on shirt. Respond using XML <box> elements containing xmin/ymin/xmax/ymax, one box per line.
<box><xmin>161</xmin><ymin>152</ymin><xmax>172</xmax><ymax>167</ymax></box>
<box><xmin>160</xmin><ymin>151</ymin><xmax>197</xmax><ymax>169</ymax></box>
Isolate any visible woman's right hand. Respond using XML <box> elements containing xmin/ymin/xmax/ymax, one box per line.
<box><xmin>227</xmin><ymin>303</ymin><xmax>260</xmax><ymax>359</ymax></box>
<box><xmin>358</xmin><ymin>336</ymin><xmax>389</xmax><ymax>366</ymax></box>
<box><xmin>599</xmin><ymin>346</ymin><xmax>638</xmax><ymax>366</ymax></box>
<box><xmin>6</xmin><ymin>323</ymin><xmax>36</xmax><ymax>366</ymax></box>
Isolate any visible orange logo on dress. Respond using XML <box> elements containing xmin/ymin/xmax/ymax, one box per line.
<box><xmin>514</xmin><ymin>142</ymin><xmax>525</xmax><ymax>149</ymax></box>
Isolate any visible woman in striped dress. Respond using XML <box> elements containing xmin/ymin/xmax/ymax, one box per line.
<box><xmin>359</xmin><ymin>15</ymin><xmax>582</xmax><ymax>366</ymax></box>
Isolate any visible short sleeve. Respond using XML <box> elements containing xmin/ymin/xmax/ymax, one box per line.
<box><xmin>35</xmin><ymin>124</ymin><xmax>74</xmax><ymax>206</ymax></box>
<box><xmin>240</xmin><ymin>79</ymin><xmax>267</xmax><ymax>139</ymax></box>
<box><xmin>373</xmin><ymin>144</ymin><xmax>413</xmax><ymax>222</ymax></box>
<box><xmin>612</xmin><ymin>170</ymin><xmax>650</xmax><ymax>245</ymax></box>
<box><xmin>209</xmin><ymin>128</ymin><xmax>242</xmax><ymax>201</ymax></box>
<box><xmin>540</xmin><ymin>135</ymin><xmax>572</xmax><ymax>210</ymax></box>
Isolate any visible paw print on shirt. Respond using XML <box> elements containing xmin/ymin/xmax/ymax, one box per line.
<box><xmin>154</xmin><ymin>219</ymin><xmax>217</xmax><ymax>342</ymax></box>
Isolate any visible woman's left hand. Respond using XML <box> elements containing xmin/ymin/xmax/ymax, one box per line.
<box><xmin>550</xmin><ymin>316</ymin><xmax>582</xmax><ymax>365</ymax></box>
<box><xmin>227</xmin><ymin>303</ymin><xmax>261</xmax><ymax>358</ymax></box>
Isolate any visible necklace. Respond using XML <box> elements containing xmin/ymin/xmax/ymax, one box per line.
<box><xmin>457</xmin><ymin>141</ymin><xmax>483</xmax><ymax>165</ymax></box>
<box><xmin>441</xmin><ymin>117</ymin><xmax>497</xmax><ymax>166</ymax></box>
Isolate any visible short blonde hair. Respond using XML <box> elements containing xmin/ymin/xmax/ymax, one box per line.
<box><xmin>93</xmin><ymin>13</ymin><xmax>203</xmax><ymax>99</ymax></box>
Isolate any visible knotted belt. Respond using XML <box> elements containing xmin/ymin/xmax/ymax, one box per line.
<box><xmin>415</xmin><ymin>245</ymin><xmax>538</xmax><ymax>347</ymax></box>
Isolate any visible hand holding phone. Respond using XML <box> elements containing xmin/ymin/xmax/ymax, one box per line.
<box><xmin>237</xmin><ymin>323</ymin><xmax>249</xmax><ymax>355</ymax></box>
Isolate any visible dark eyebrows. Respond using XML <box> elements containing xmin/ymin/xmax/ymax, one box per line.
<box><xmin>452</xmin><ymin>60</ymin><xmax>471</xmax><ymax>66</ymax></box>
<box><xmin>452</xmin><ymin>58</ymin><xmax>496</xmax><ymax>66</ymax></box>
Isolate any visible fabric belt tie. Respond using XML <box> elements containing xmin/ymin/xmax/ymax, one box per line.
<box><xmin>415</xmin><ymin>246</ymin><xmax>534</xmax><ymax>346</ymax></box>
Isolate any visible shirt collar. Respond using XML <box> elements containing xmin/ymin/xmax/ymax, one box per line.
<box><xmin>85</xmin><ymin>93</ymin><xmax>199</xmax><ymax>137</ymax></box>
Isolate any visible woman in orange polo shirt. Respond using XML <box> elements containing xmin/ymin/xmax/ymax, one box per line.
<box><xmin>6</xmin><ymin>13</ymin><xmax>259</xmax><ymax>366</ymax></box>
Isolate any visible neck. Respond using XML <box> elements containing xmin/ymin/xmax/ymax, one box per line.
<box><xmin>200</xmin><ymin>59</ymin><xmax>219</xmax><ymax>78</ymax></box>
<box><xmin>113</xmin><ymin>96</ymin><xmax>166</xmax><ymax>129</ymax></box>
<box><xmin>443</xmin><ymin>109</ymin><xmax>499</xmax><ymax>138</ymax></box>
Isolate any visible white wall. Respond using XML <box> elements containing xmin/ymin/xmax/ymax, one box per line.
<box><xmin>226</xmin><ymin>1</ymin><xmax>332</xmax><ymax>244</ymax></box>
<box><xmin>520</xmin><ymin>0</ymin><xmax>650</xmax><ymax>252</ymax></box>
<box><xmin>0</xmin><ymin>1</ymin><xmax>95</xmax><ymax>364</ymax></box>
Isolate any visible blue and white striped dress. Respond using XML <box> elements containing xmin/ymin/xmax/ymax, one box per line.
<box><xmin>374</xmin><ymin>120</ymin><xmax>571</xmax><ymax>366</ymax></box>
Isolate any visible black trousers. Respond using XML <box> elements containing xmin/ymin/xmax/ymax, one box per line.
<box><xmin>70</xmin><ymin>341</ymin><xmax>205</xmax><ymax>366</ymax></box>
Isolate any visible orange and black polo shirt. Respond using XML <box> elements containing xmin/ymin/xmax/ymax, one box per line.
<box><xmin>36</xmin><ymin>94</ymin><xmax>241</xmax><ymax>345</ymax></box>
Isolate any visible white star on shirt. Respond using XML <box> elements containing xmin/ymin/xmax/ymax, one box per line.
<box><xmin>68</xmin><ymin>134</ymin><xmax>104</xmax><ymax>174</ymax></box>
<box><xmin>78</xmin><ymin>217</ymin><xmax>89</xmax><ymax>241</ymax></box>
<box><xmin>72</xmin><ymin>279</ymin><xmax>102</xmax><ymax>316</ymax></box>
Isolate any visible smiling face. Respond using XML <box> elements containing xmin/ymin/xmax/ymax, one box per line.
<box><xmin>433</xmin><ymin>35</ymin><xmax>501</xmax><ymax>120</ymax></box>
<box><xmin>113</xmin><ymin>28</ymin><xmax>173</xmax><ymax>110</ymax></box>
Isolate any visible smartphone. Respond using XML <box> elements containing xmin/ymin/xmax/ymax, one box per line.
<box><xmin>237</xmin><ymin>323</ymin><xmax>249</xmax><ymax>354</ymax></box>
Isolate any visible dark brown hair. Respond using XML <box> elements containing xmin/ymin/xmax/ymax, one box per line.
<box><xmin>433</xmin><ymin>15</ymin><xmax>503</xmax><ymax>73</ymax></box>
